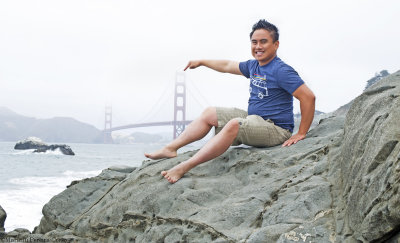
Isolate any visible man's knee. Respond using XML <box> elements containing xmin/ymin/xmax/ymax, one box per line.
<box><xmin>223</xmin><ymin>119</ymin><xmax>240</xmax><ymax>135</ymax></box>
<box><xmin>201</xmin><ymin>107</ymin><xmax>218</xmax><ymax>126</ymax></box>
<box><xmin>202</xmin><ymin>106</ymin><xmax>216</xmax><ymax>115</ymax></box>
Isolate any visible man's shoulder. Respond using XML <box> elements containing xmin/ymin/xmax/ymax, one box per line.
<box><xmin>273</xmin><ymin>57</ymin><xmax>291</xmax><ymax>68</ymax></box>
<box><xmin>273</xmin><ymin>57</ymin><xmax>298</xmax><ymax>75</ymax></box>
<box><xmin>241</xmin><ymin>59</ymin><xmax>258</xmax><ymax>67</ymax></box>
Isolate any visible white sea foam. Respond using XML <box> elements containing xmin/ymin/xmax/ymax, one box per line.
<box><xmin>12</xmin><ymin>148</ymin><xmax>64</xmax><ymax>156</ymax></box>
<box><xmin>12</xmin><ymin>149</ymin><xmax>34</xmax><ymax>155</ymax></box>
<box><xmin>24</xmin><ymin>137</ymin><xmax>44</xmax><ymax>143</ymax></box>
<box><xmin>42</xmin><ymin>148</ymin><xmax>64</xmax><ymax>155</ymax></box>
<box><xmin>62</xmin><ymin>170</ymin><xmax>101</xmax><ymax>178</ymax></box>
<box><xmin>33</xmin><ymin>148</ymin><xmax>64</xmax><ymax>156</ymax></box>
<box><xmin>0</xmin><ymin>170</ymin><xmax>101</xmax><ymax>232</ymax></box>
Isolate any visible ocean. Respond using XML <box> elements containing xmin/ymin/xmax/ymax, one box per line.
<box><xmin>0</xmin><ymin>141</ymin><xmax>201</xmax><ymax>232</ymax></box>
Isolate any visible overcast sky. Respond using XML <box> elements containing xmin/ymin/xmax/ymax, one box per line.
<box><xmin>1</xmin><ymin>0</ymin><xmax>399</xmax><ymax>132</ymax></box>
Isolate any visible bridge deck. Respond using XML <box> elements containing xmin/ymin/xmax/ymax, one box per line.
<box><xmin>108</xmin><ymin>120</ymin><xmax>193</xmax><ymax>132</ymax></box>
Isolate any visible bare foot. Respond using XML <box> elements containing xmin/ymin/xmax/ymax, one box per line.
<box><xmin>144</xmin><ymin>147</ymin><xmax>177</xmax><ymax>160</ymax></box>
<box><xmin>161</xmin><ymin>165</ymin><xmax>186</xmax><ymax>183</ymax></box>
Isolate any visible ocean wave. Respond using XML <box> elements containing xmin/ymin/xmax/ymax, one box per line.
<box><xmin>9</xmin><ymin>170</ymin><xmax>101</xmax><ymax>187</ymax></box>
<box><xmin>12</xmin><ymin>148</ymin><xmax>65</xmax><ymax>156</ymax></box>
<box><xmin>34</xmin><ymin>148</ymin><xmax>64</xmax><ymax>155</ymax></box>
<box><xmin>62</xmin><ymin>170</ymin><xmax>101</xmax><ymax>178</ymax></box>
<box><xmin>12</xmin><ymin>149</ymin><xmax>35</xmax><ymax>155</ymax></box>
<box><xmin>2</xmin><ymin>169</ymin><xmax>102</xmax><ymax>232</ymax></box>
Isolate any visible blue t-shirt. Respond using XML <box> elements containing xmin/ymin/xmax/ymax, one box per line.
<box><xmin>239</xmin><ymin>56</ymin><xmax>304</xmax><ymax>132</ymax></box>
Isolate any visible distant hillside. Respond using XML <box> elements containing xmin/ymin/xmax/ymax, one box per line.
<box><xmin>293</xmin><ymin>110</ymin><xmax>325</xmax><ymax>134</ymax></box>
<box><xmin>294</xmin><ymin>110</ymin><xmax>325</xmax><ymax>119</ymax></box>
<box><xmin>0</xmin><ymin>107</ymin><xmax>102</xmax><ymax>143</ymax></box>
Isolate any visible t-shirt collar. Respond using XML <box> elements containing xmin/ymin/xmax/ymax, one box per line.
<box><xmin>258</xmin><ymin>55</ymin><xmax>278</xmax><ymax>67</ymax></box>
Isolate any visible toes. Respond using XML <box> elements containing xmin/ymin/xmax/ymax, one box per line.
<box><xmin>161</xmin><ymin>170</ymin><xmax>180</xmax><ymax>184</ymax></box>
<box><xmin>144</xmin><ymin>153</ymin><xmax>154</xmax><ymax>158</ymax></box>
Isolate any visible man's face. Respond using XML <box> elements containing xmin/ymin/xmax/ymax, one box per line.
<box><xmin>251</xmin><ymin>29</ymin><xmax>279</xmax><ymax>66</ymax></box>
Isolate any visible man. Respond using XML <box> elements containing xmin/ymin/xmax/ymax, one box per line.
<box><xmin>145</xmin><ymin>19</ymin><xmax>315</xmax><ymax>183</ymax></box>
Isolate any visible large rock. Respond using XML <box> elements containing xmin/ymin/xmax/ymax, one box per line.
<box><xmin>6</xmin><ymin>71</ymin><xmax>400</xmax><ymax>242</ymax></box>
<box><xmin>14</xmin><ymin>137</ymin><xmax>47</xmax><ymax>150</ymax></box>
<box><xmin>0</xmin><ymin>205</ymin><xmax>6</xmax><ymax>232</ymax></box>
<box><xmin>331</xmin><ymin>71</ymin><xmax>400</xmax><ymax>242</ymax></box>
<box><xmin>34</xmin><ymin>166</ymin><xmax>136</xmax><ymax>234</ymax></box>
<box><xmin>14</xmin><ymin>137</ymin><xmax>75</xmax><ymax>155</ymax></box>
<box><xmin>33</xmin><ymin>144</ymin><xmax>75</xmax><ymax>156</ymax></box>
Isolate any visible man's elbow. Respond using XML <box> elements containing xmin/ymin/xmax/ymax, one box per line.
<box><xmin>301</xmin><ymin>90</ymin><xmax>316</xmax><ymax>106</ymax></box>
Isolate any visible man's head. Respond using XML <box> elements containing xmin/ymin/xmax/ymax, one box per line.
<box><xmin>249</xmin><ymin>19</ymin><xmax>279</xmax><ymax>42</ymax></box>
<box><xmin>250</xmin><ymin>19</ymin><xmax>280</xmax><ymax>66</ymax></box>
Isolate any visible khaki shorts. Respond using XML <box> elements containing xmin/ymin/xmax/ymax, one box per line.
<box><xmin>215</xmin><ymin>107</ymin><xmax>292</xmax><ymax>147</ymax></box>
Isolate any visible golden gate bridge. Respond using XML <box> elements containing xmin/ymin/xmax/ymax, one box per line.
<box><xmin>102</xmin><ymin>72</ymin><xmax>196</xmax><ymax>143</ymax></box>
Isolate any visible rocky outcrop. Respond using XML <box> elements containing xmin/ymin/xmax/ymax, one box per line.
<box><xmin>14</xmin><ymin>137</ymin><xmax>75</xmax><ymax>155</ymax></box>
<box><xmin>33</xmin><ymin>144</ymin><xmax>75</xmax><ymax>156</ymax></box>
<box><xmin>14</xmin><ymin>137</ymin><xmax>47</xmax><ymax>150</ymax></box>
<box><xmin>331</xmin><ymin>71</ymin><xmax>400</xmax><ymax>242</ymax></box>
<box><xmin>34</xmin><ymin>166</ymin><xmax>136</xmax><ymax>234</ymax></box>
<box><xmin>0</xmin><ymin>205</ymin><xmax>6</xmax><ymax>232</ymax></box>
<box><xmin>2</xmin><ymin>71</ymin><xmax>399</xmax><ymax>242</ymax></box>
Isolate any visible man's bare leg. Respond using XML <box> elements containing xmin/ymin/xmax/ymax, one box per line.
<box><xmin>161</xmin><ymin>119</ymin><xmax>239</xmax><ymax>183</ymax></box>
<box><xmin>144</xmin><ymin>107</ymin><xmax>218</xmax><ymax>159</ymax></box>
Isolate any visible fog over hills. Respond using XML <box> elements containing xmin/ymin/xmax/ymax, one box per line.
<box><xmin>0</xmin><ymin>107</ymin><xmax>169</xmax><ymax>144</ymax></box>
<box><xmin>0</xmin><ymin>107</ymin><xmax>102</xmax><ymax>143</ymax></box>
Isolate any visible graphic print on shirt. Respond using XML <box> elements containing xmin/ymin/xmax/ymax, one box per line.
<box><xmin>249</xmin><ymin>73</ymin><xmax>268</xmax><ymax>99</ymax></box>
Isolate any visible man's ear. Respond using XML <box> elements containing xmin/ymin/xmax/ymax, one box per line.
<box><xmin>274</xmin><ymin>40</ymin><xmax>280</xmax><ymax>50</ymax></box>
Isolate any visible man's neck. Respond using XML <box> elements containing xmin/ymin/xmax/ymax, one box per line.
<box><xmin>258</xmin><ymin>55</ymin><xmax>277</xmax><ymax>66</ymax></box>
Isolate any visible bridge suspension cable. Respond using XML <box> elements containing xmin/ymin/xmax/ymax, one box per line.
<box><xmin>186</xmin><ymin>75</ymin><xmax>211</xmax><ymax>108</ymax></box>
<box><xmin>133</xmin><ymin>79</ymin><xmax>174</xmax><ymax>124</ymax></box>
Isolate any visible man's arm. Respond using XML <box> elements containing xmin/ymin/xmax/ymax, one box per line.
<box><xmin>282</xmin><ymin>84</ymin><xmax>316</xmax><ymax>147</ymax></box>
<box><xmin>184</xmin><ymin>60</ymin><xmax>243</xmax><ymax>75</ymax></box>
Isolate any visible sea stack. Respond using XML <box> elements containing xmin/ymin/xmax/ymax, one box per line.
<box><xmin>14</xmin><ymin>137</ymin><xmax>75</xmax><ymax>156</ymax></box>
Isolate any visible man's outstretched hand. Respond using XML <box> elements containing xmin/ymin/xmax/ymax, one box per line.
<box><xmin>282</xmin><ymin>133</ymin><xmax>306</xmax><ymax>147</ymax></box>
<box><xmin>184</xmin><ymin>60</ymin><xmax>202</xmax><ymax>71</ymax></box>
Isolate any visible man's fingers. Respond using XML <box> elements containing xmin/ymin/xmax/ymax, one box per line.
<box><xmin>282</xmin><ymin>139</ymin><xmax>291</xmax><ymax>147</ymax></box>
<box><xmin>184</xmin><ymin>62</ymin><xmax>195</xmax><ymax>71</ymax></box>
<box><xmin>283</xmin><ymin>141</ymin><xmax>294</xmax><ymax>147</ymax></box>
<box><xmin>183</xmin><ymin>63</ymin><xmax>190</xmax><ymax>71</ymax></box>
<box><xmin>282</xmin><ymin>134</ymin><xmax>304</xmax><ymax>147</ymax></box>
<box><xmin>184</xmin><ymin>60</ymin><xmax>202</xmax><ymax>71</ymax></box>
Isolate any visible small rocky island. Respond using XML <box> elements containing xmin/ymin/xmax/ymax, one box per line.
<box><xmin>14</xmin><ymin>137</ymin><xmax>75</xmax><ymax>156</ymax></box>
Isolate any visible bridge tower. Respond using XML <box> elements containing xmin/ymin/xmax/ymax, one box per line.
<box><xmin>173</xmin><ymin>72</ymin><xmax>187</xmax><ymax>139</ymax></box>
<box><xmin>103</xmin><ymin>105</ymin><xmax>113</xmax><ymax>143</ymax></box>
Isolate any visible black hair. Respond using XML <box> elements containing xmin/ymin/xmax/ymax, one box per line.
<box><xmin>249</xmin><ymin>19</ymin><xmax>279</xmax><ymax>42</ymax></box>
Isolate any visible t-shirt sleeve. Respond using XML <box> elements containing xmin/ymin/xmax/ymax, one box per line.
<box><xmin>276</xmin><ymin>65</ymin><xmax>305</xmax><ymax>94</ymax></box>
<box><xmin>239</xmin><ymin>60</ymin><xmax>251</xmax><ymax>78</ymax></box>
